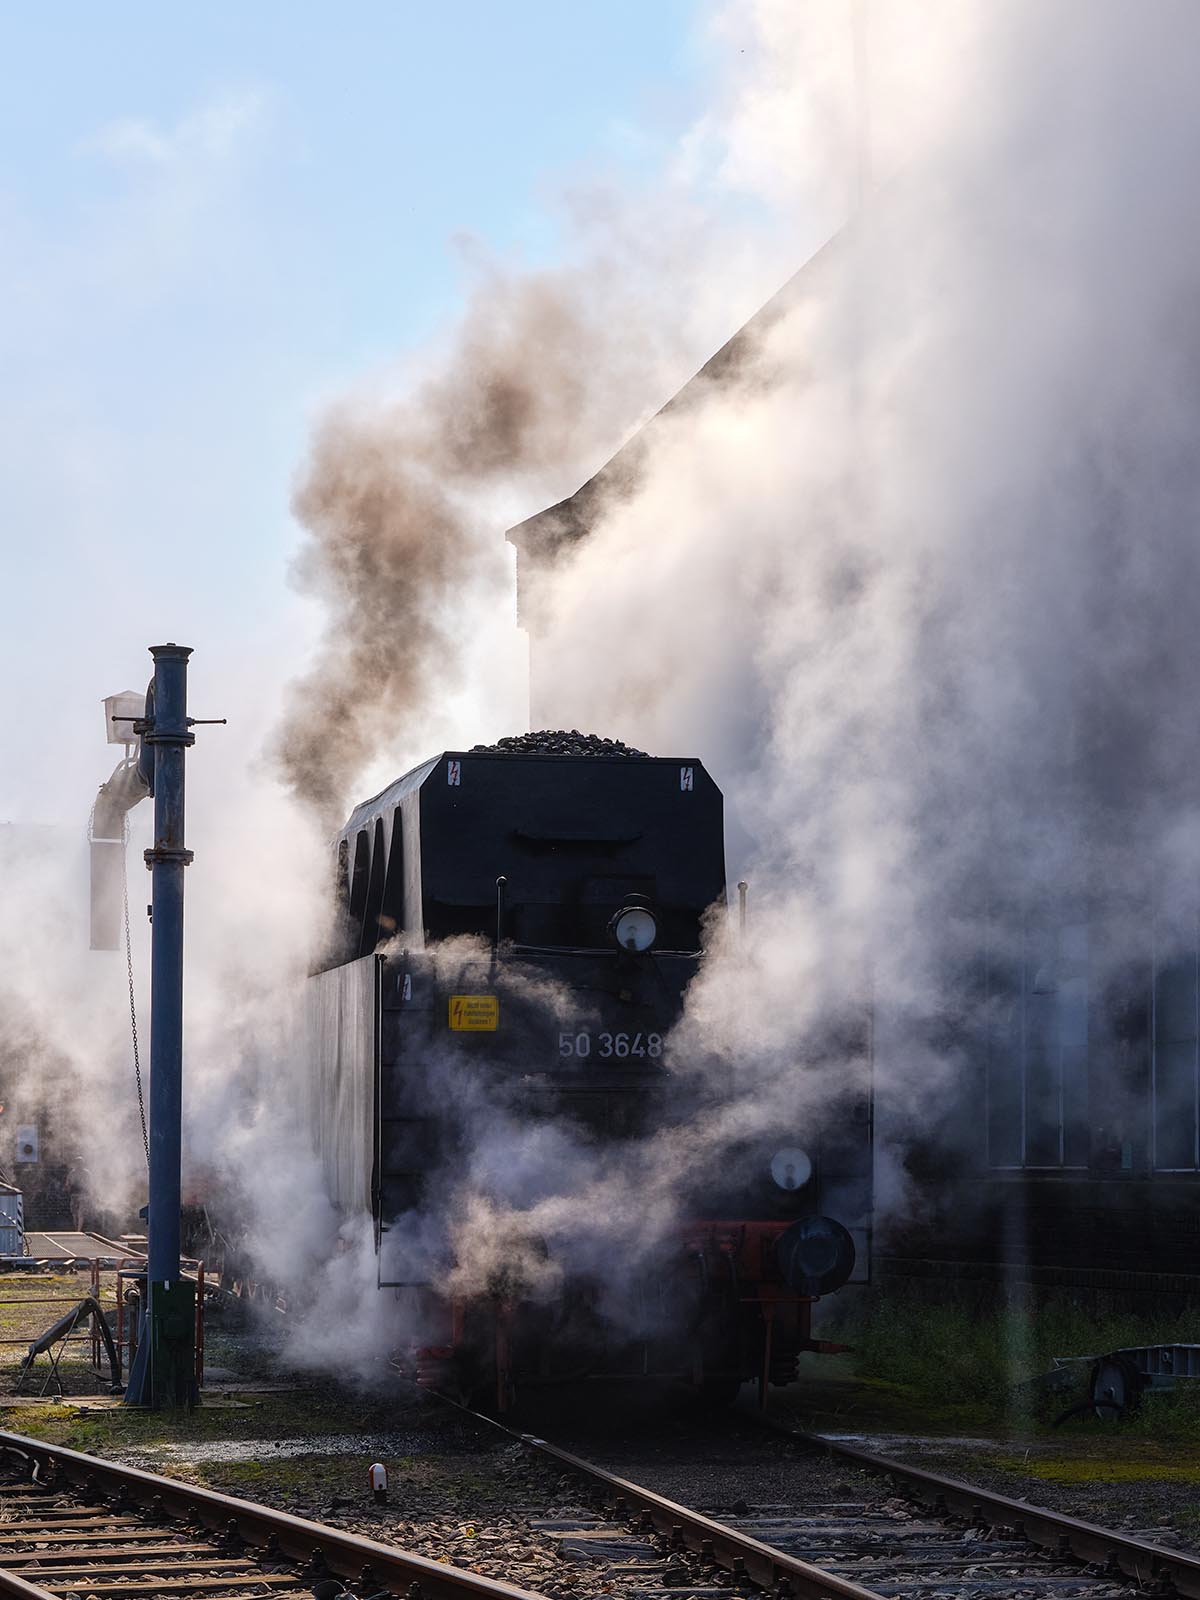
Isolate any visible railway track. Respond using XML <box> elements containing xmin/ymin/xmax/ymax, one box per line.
<box><xmin>442</xmin><ymin>1392</ymin><xmax>1199</xmax><ymax>1600</ymax></box>
<box><xmin>513</xmin><ymin>1430</ymin><xmax>1154</xmax><ymax>1600</ymax></box>
<box><xmin>0</xmin><ymin>1406</ymin><xmax>1194</xmax><ymax>1600</ymax></box>
<box><xmin>0</xmin><ymin>1429</ymin><xmax>546</xmax><ymax>1600</ymax></box>
<box><xmin>767</xmin><ymin>1422</ymin><xmax>1200</xmax><ymax>1599</ymax></box>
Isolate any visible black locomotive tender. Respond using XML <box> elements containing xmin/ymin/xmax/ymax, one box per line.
<box><xmin>305</xmin><ymin>732</ymin><xmax>868</xmax><ymax>1406</ymax></box>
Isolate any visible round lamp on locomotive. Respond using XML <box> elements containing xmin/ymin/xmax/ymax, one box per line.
<box><xmin>770</xmin><ymin>1146</ymin><xmax>813</xmax><ymax>1191</ymax></box>
<box><xmin>776</xmin><ymin>1214</ymin><xmax>857</xmax><ymax>1297</ymax></box>
<box><xmin>610</xmin><ymin>898</ymin><xmax>658</xmax><ymax>952</ymax></box>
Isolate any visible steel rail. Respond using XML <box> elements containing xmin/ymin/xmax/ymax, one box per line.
<box><xmin>0</xmin><ymin>1566</ymin><xmax>62</xmax><ymax>1600</ymax></box>
<box><xmin>516</xmin><ymin>1432</ymin><xmax>886</xmax><ymax>1600</ymax></box>
<box><xmin>774</xmin><ymin>1422</ymin><xmax>1200</xmax><ymax>1598</ymax></box>
<box><xmin>425</xmin><ymin>1393</ymin><xmax>885</xmax><ymax>1600</ymax></box>
<box><xmin>0</xmin><ymin>1429</ymin><xmax>548</xmax><ymax>1600</ymax></box>
<box><xmin>434</xmin><ymin>1386</ymin><xmax>1197</xmax><ymax>1597</ymax></box>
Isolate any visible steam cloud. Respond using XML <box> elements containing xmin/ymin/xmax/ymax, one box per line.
<box><xmin>513</xmin><ymin>3</ymin><xmax>1200</xmax><ymax>1241</ymax></box>
<box><xmin>276</xmin><ymin>267</ymin><xmax>704</xmax><ymax>824</ymax></box>
<box><xmin>0</xmin><ymin>825</ymin><xmax>151</xmax><ymax>1235</ymax></box>
<box><xmin>246</xmin><ymin>0</ymin><xmax>1200</xmax><ymax>1360</ymax></box>
<box><xmin>532</xmin><ymin>3</ymin><xmax>1200</xmax><ymax>985</ymax></box>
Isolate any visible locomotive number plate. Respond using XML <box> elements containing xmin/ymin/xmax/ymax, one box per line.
<box><xmin>558</xmin><ymin>1030</ymin><xmax>663</xmax><ymax>1059</ymax></box>
<box><xmin>449</xmin><ymin>994</ymin><xmax>499</xmax><ymax>1030</ymax></box>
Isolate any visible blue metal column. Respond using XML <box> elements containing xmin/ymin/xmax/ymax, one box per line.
<box><xmin>124</xmin><ymin>643</ymin><xmax>195</xmax><ymax>1407</ymax></box>
<box><xmin>145</xmin><ymin>643</ymin><xmax>194</xmax><ymax>1285</ymax></box>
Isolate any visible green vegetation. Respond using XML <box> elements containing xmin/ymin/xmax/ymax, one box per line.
<box><xmin>824</xmin><ymin>1288</ymin><xmax>1200</xmax><ymax>1438</ymax></box>
<box><xmin>0</xmin><ymin>1276</ymin><xmax>89</xmax><ymax>1334</ymax></box>
<box><xmin>988</xmin><ymin>1450</ymin><xmax>1200</xmax><ymax>1485</ymax></box>
<box><xmin>851</xmin><ymin>1291</ymin><xmax>1187</xmax><ymax>1403</ymax></box>
<box><xmin>177</xmin><ymin>1453</ymin><xmax>366</xmax><ymax>1503</ymax></box>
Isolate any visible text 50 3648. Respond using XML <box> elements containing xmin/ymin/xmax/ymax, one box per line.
<box><xmin>558</xmin><ymin>1031</ymin><xmax>663</xmax><ymax>1060</ymax></box>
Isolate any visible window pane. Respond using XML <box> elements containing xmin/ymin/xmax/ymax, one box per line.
<box><xmin>1025</xmin><ymin>989</ymin><xmax>1062</xmax><ymax>1165</ymax></box>
<box><xmin>1154</xmin><ymin>1040</ymin><xmax>1197</xmax><ymax>1167</ymax></box>
<box><xmin>1158</xmin><ymin>959</ymin><xmax>1197</xmax><ymax>1041</ymax></box>
<box><xmin>986</xmin><ymin>986</ymin><xmax>1023</xmax><ymax>1166</ymax></box>
<box><xmin>1059</xmin><ymin>925</ymin><xmax>1090</xmax><ymax>1167</ymax></box>
<box><xmin>1154</xmin><ymin>954</ymin><xmax>1198</xmax><ymax>1169</ymax></box>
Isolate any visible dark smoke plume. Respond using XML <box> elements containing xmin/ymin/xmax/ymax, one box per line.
<box><xmin>276</xmin><ymin>267</ymin><xmax>686</xmax><ymax>824</ymax></box>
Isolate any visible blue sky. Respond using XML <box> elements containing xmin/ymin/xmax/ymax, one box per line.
<box><xmin>0</xmin><ymin>1</ymin><xmax>715</xmax><ymax>821</ymax></box>
<box><xmin>2</xmin><ymin>4</ymin><xmax>704</xmax><ymax>351</ymax></box>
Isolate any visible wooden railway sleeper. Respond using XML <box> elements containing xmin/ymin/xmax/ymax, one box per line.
<box><xmin>0</xmin><ymin>1545</ymin><xmax>221</xmax><ymax>1563</ymax></box>
<box><xmin>7</xmin><ymin>1560</ymin><xmax>264</xmax><ymax>1580</ymax></box>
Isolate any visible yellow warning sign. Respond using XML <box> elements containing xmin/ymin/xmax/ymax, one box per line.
<box><xmin>448</xmin><ymin>994</ymin><xmax>499</xmax><ymax>1031</ymax></box>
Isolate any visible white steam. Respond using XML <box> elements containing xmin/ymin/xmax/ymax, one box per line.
<box><xmin>11</xmin><ymin>1</ymin><xmax>1197</xmax><ymax>1376</ymax></box>
<box><xmin>531</xmin><ymin>0</ymin><xmax>1200</xmax><ymax>1155</ymax></box>
<box><xmin>235</xmin><ymin>0</ymin><xmax>1200</xmax><ymax>1363</ymax></box>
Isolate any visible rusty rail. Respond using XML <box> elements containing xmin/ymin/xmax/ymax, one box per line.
<box><xmin>0</xmin><ymin>1429</ymin><xmax>549</xmax><ymax>1600</ymax></box>
<box><xmin>515</xmin><ymin>1431</ymin><xmax>884</xmax><ymax>1600</ymax></box>
<box><xmin>422</xmin><ymin>1390</ymin><xmax>883</xmax><ymax>1600</ymax></box>
<box><xmin>432</xmin><ymin>1382</ymin><xmax>1200</xmax><ymax>1598</ymax></box>
<box><xmin>765</xmin><ymin>1419</ymin><xmax>1200</xmax><ymax>1599</ymax></box>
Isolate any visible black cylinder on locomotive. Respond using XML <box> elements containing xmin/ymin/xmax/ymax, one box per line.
<box><xmin>304</xmin><ymin>732</ymin><xmax>867</xmax><ymax>1408</ymax></box>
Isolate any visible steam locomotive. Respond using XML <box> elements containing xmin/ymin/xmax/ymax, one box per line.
<box><xmin>304</xmin><ymin>733</ymin><xmax>869</xmax><ymax>1408</ymax></box>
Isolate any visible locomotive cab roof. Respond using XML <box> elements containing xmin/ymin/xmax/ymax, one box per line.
<box><xmin>332</xmin><ymin>736</ymin><xmax>726</xmax><ymax>961</ymax></box>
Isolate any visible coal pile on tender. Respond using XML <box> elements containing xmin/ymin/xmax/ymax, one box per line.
<box><xmin>471</xmin><ymin>730</ymin><xmax>649</xmax><ymax>757</ymax></box>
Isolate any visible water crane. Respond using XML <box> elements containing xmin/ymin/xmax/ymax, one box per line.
<box><xmin>90</xmin><ymin>645</ymin><xmax>222</xmax><ymax>1408</ymax></box>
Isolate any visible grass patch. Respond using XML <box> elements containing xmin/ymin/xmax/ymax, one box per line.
<box><xmin>827</xmin><ymin>1289</ymin><xmax>1200</xmax><ymax>1437</ymax></box>
<box><xmin>851</xmin><ymin>1291</ymin><xmax>1185</xmax><ymax>1403</ymax></box>
<box><xmin>190</xmin><ymin>1454</ymin><xmax>360</xmax><ymax>1503</ymax></box>
<box><xmin>988</xmin><ymin>1451</ymin><xmax>1200</xmax><ymax>1484</ymax></box>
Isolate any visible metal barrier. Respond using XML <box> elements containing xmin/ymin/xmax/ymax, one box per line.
<box><xmin>0</xmin><ymin>1259</ymin><xmax>115</xmax><ymax>1347</ymax></box>
<box><xmin>16</xmin><ymin>1293</ymin><xmax>123</xmax><ymax>1396</ymax></box>
<box><xmin>0</xmin><ymin>1253</ymin><xmax>209</xmax><ymax>1396</ymax></box>
<box><xmin>0</xmin><ymin>1259</ymin><xmax>122</xmax><ymax>1395</ymax></box>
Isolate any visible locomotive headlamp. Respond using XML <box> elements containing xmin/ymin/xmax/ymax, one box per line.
<box><xmin>776</xmin><ymin>1215</ymin><xmax>856</xmax><ymax>1297</ymax></box>
<box><xmin>770</xmin><ymin>1146</ymin><xmax>813</xmax><ymax>1191</ymax></box>
<box><xmin>611</xmin><ymin>903</ymin><xmax>657</xmax><ymax>952</ymax></box>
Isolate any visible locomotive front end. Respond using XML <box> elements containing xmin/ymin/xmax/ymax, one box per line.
<box><xmin>305</xmin><ymin>732</ymin><xmax>870</xmax><ymax>1408</ymax></box>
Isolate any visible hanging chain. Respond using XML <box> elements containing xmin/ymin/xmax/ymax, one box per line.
<box><xmin>122</xmin><ymin>815</ymin><xmax>150</xmax><ymax>1168</ymax></box>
